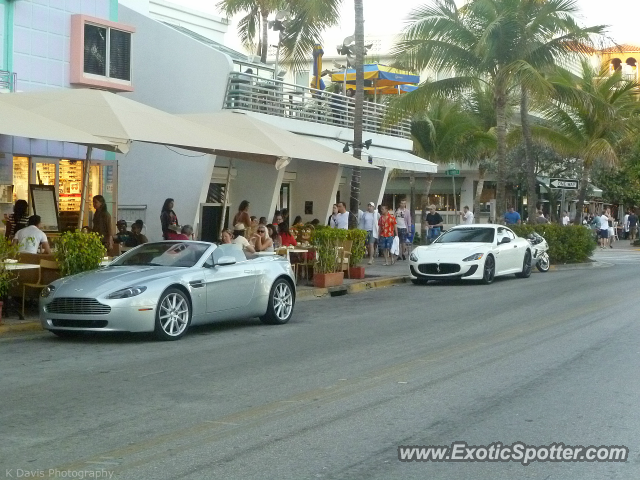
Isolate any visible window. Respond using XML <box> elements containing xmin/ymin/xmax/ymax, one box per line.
<box><xmin>211</xmin><ymin>244</ymin><xmax>246</xmax><ymax>264</ymax></box>
<box><xmin>83</xmin><ymin>24</ymin><xmax>131</xmax><ymax>81</ymax></box>
<box><xmin>71</xmin><ymin>15</ymin><xmax>135</xmax><ymax>91</ymax></box>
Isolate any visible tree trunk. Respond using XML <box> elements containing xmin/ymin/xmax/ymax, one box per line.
<box><xmin>521</xmin><ymin>87</ymin><xmax>538</xmax><ymax>224</ymax></box>
<box><xmin>421</xmin><ymin>174</ymin><xmax>434</xmax><ymax>244</ymax></box>
<box><xmin>494</xmin><ymin>80</ymin><xmax>508</xmax><ymax>222</ymax></box>
<box><xmin>473</xmin><ymin>164</ymin><xmax>486</xmax><ymax>224</ymax></box>
<box><xmin>260</xmin><ymin>11</ymin><xmax>269</xmax><ymax>63</ymax></box>
<box><xmin>574</xmin><ymin>162</ymin><xmax>590</xmax><ymax>225</ymax></box>
<box><xmin>349</xmin><ymin>0</ymin><xmax>365</xmax><ymax>229</ymax></box>
<box><xmin>409</xmin><ymin>174</ymin><xmax>415</xmax><ymax>235</ymax></box>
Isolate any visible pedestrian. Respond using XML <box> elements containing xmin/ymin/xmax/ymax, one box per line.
<box><xmin>459</xmin><ymin>205</ymin><xmax>474</xmax><ymax>225</ymax></box>
<box><xmin>129</xmin><ymin>220</ymin><xmax>148</xmax><ymax>246</ymax></box>
<box><xmin>623</xmin><ymin>209</ymin><xmax>630</xmax><ymax>239</ymax></box>
<box><xmin>233</xmin><ymin>223</ymin><xmax>256</xmax><ymax>253</ymax></box>
<box><xmin>503</xmin><ymin>206</ymin><xmax>521</xmax><ymax>225</ymax></box>
<box><xmin>272</xmin><ymin>211</ymin><xmax>284</xmax><ymax>226</ymax></box>
<box><xmin>114</xmin><ymin>220</ymin><xmax>132</xmax><ymax>245</ymax></box>
<box><xmin>328</xmin><ymin>204</ymin><xmax>339</xmax><ymax>227</ymax></box>
<box><xmin>259</xmin><ymin>216</ymin><xmax>267</xmax><ymax>226</ymax></box>
<box><xmin>92</xmin><ymin>194</ymin><xmax>113</xmax><ymax>250</ymax></box>
<box><xmin>160</xmin><ymin>198</ymin><xmax>179</xmax><ymax>240</ymax></box>
<box><xmin>278</xmin><ymin>223</ymin><xmax>297</xmax><ymax>247</ymax></box>
<box><xmin>359</xmin><ymin>201</ymin><xmax>380</xmax><ymax>265</ymax></box>
<box><xmin>535</xmin><ymin>210</ymin><xmax>548</xmax><ymax>224</ymax></box>
<box><xmin>251</xmin><ymin>224</ymin><xmax>274</xmax><ymax>252</ymax></box>
<box><xmin>13</xmin><ymin>215</ymin><xmax>51</xmax><ymax>254</ymax></box>
<box><xmin>628</xmin><ymin>210</ymin><xmax>638</xmax><ymax>241</ymax></box>
<box><xmin>232</xmin><ymin>200</ymin><xmax>251</xmax><ymax>230</ymax></box>
<box><xmin>395</xmin><ymin>199</ymin><xmax>412</xmax><ymax>260</ymax></box>
<box><xmin>608</xmin><ymin>211</ymin><xmax>616</xmax><ymax>248</ymax></box>
<box><xmin>333</xmin><ymin>202</ymin><xmax>349</xmax><ymax>229</ymax></box>
<box><xmin>598</xmin><ymin>209</ymin><xmax>610</xmax><ymax>249</ymax></box>
<box><xmin>5</xmin><ymin>199</ymin><xmax>29</xmax><ymax>239</ymax></box>
<box><xmin>377</xmin><ymin>205</ymin><xmax>397</xmax><ymax>266</ymax></box>
<box><xmin>562</xmin><ymin>211</ymin><xmax>570</xmax><ymax>226</ymax></box>
<box><xmin>425</xmin><ymin>205</ymin><xmax>444</xmax><ymax>243</ymax></box>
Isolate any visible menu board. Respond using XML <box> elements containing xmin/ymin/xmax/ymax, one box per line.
<box><xmin>30</xmin><ymin>185</ymin><xmax>60</xmax><ymax>232</ymax></box>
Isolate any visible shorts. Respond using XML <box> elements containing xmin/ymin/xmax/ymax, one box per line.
<box><xmin>397</xmin><ymin>228</ymin><xmax>408</xmax><ymax>245</ymax></box>
<box><xmin>366</xmin><ymin>230</ymin><xmax>375</xmax><ymax>245</ymax></box>
<box><xmin>379</xmin><ymin>236</ymin><xmax>394</xmax><ymax>250</ymax></box>
<box><xmin>599</xmin><ymin>229</ymin><xmax>609</xmax><ymax>239</ymax></box>
<box><xmin>428</xmin><ymin>227</ymin><xmax>441</xmax><ymax>239</ymax></box>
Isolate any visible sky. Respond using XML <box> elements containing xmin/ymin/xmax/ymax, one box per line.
<box><xmin>175</xmin><ymin>0</ymin><xmax>638</xmax><ymax>53</ymax></box>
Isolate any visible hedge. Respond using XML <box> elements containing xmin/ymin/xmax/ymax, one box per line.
<box><xmin>510</xmin><ymin>224</ymin><xmax>596</xmax><ymax>264</ymax></box>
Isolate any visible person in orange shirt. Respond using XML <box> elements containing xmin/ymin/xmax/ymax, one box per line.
<box><xmin>378</xmin><ymin>205</ymin><xmax>398</xmax><ymax>266</ymax></box>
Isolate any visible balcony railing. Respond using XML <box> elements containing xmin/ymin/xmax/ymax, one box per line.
<box><xmin>0</xmin><ymin>70</ymin><xmax>17</xmax><ymax>92</ymax></box>
<box><xmin>224</xmin><ymin>72</ymin><xmax>412</xmax><ymax>139</ymax></box>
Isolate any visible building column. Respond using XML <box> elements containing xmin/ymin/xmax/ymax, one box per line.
<box><xmin>359</xmin><ymin>166</ymin><xmax>390</xmax><ymax>208</ymax></box>
<box><xmin>290</xmin><ymin>160</ymin><xmax>343</xmax><ymax>224</ymax></box>
<box><xmin>228</xmin><ymin>158</ymin><xmax>285</xmax><ymax>224</ymax></box>
<box><xmin>459</xmin><ymin>175</ymin><xmax>474</xmax><ymax>210</ymax></box>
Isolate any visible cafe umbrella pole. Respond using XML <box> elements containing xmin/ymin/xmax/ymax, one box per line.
<box><xmin>219</xmin><ymin>159</ymin><xmax>233</xmax><ymax>240</ymax></box>
<box><xmin>78</xmin><ymin>146</ymin><xmax>93</xmax><ymax>230</ymax></box>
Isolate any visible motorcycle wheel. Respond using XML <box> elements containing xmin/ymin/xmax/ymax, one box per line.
<box><xmin>536</xmin><ymin>253</ymin><xmax>550</xmax><ymax>272</ymax></box>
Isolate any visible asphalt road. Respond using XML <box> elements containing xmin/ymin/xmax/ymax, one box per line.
<box><xmin>2</xmin><ymin>252</ymin><xmax>640</xmax><ymax>480</ymax></box>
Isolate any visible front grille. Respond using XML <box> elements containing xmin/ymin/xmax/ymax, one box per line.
<box><xmin>417</xmin><ymin>263</ymin><xmax>461</xmax><ymax>275</ymax></box>
<box><xmin>46</xmin><ymin>298</ymin><xmax>111</xmax><ymax>315</ymax></box>
<box><xmin>51</xmin><ymin>319</ymin><xmax>108</xmax><ymax>328</ymax></box>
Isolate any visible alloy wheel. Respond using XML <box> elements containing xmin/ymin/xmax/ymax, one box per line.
<box><xmin>159</xmin><ymin>293</ymin><xmax>190</xmax><ymax>337</ymax></box>
<box><xmin>273</xmin><ymin>282</ymin><xmax>293</xmax><ymax>321</ymax></box>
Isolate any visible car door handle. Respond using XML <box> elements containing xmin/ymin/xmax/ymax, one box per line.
<box><xmin>513</xmin><ymin>245</ymin><xmax>517</xmax><ymax>248</ymax></box>
<box><xmin>244</xmin><ymin>270</ymin><xmax>252</xmax><ymax>274</ymax></box>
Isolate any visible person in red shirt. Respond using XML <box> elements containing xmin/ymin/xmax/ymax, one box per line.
<box><xmin>378</xmin><ymin>205</ymin><xmax>398</xmax><ymax>266</ymax></box>
<box><xmin>278</xmin><ymin>223</ymin><xmax>297</xmax><ymax>247</ymax></box>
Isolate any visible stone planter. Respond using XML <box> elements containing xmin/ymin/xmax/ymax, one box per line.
<box><xmin>313</xmin><ymin>272</ymin><xmax>344</xmax><ymax>288</ymax></box>
<box><xmin>348</xmin><ymin>266</ymin><xmax>366</xmax><ymax>279</ymax></box>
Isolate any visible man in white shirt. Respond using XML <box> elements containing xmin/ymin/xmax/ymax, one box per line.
<box><xmin>623</xmin><ymin>210</ymin><xmax>630</xmax><ymax>239</ymax></box>
<box><xmin>562</xmin><ymin>211</ymin><xmax>570</xmax><ymax>226</ymax></box>
<box><xmin>395</xmin><ymin>200</ymin><xmax>412</xmax><ymax>260</ymax></box>
<box><xmin>13</xmin><ymin>215</ymin><xmax>51</xmax><ymax>254</ymax></box>
<box><xmin>598</xmin><ymin>210</ymin><xmax>610</xmax><ymax>249</ymax></box>
<box><xmin>232</xmin><ymin>223</ymin><xmax>256</xmax><ymax>253</ymax></box>
<box><xmin>334</xmin><ymin>202</ymin><xmax>349</xmax><ymax>229</ymax></box>
<box><xmin>359</xmin><ymin>202</ymin><xmax>380</xmax><ymax>264</ymax></box>
<box><xmin>459</xmin><ymin>206</ymin><xmax>474</xmax><ymax>225</ymax></box>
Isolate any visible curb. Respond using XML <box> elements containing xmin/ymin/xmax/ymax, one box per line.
<box><xmin>297</xmin><ymin>275</ymin><xmax>408</xmax><ymax>300</ymax></box>
<box><xmin>0</xmin><ymin>320</ymin><xmax>43</xmax><ymax>336</ymax></box>
<box><xmin>546</xmin><ymin>261</ymin><xmax>610</xmax><ymax>271</ymax></box>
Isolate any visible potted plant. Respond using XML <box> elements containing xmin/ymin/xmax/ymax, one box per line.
<box><xmin>0</xmin><ymin>238</ymin><xmax>19</xmax><ymax>321</ymax></box>
<box><xmin>54</xmin><ymin>231</ymin><xmax>106</xmax><ymax>277</ymax></box>
<box><xmin>347</xmin><ymin>229</ymin><xmax>368</xmax><ymax>279</ymax></box>
<box><xmin>311</xmin><ymin>226</ymin><xmax>346</xmax><ymax>288</ymax></box>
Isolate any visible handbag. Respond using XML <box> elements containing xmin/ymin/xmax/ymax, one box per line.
<box><xmin>390</xmin><ymin>236</ymin><xmax>400</xmax><ymax>256</ymax></box>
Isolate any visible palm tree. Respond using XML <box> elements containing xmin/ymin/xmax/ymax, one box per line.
<box><xmin>217</xmin><ymin>0</ymin><xmax>341</xmax><ymax>66</ymax></box>
<box><xmin>390</xmin><ymin>0</ymin><xmax>604</xmax><ymax>219</ymax></box>
<box><xmin>536</xmin><ymin>62</ymin><xmax>640</xmax><ymax>224</ymax></box>
<box><xmin>349</xmin><ymin>0</ymin><xmax>365</xmax><ymax>228</ymax></box>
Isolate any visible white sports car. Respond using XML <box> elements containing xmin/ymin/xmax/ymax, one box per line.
<box><xmin>409</xmin><ymin>224</ymin><xmax>532</xmax><ymax>284</ymax></box>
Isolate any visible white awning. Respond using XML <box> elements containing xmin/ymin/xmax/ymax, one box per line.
<box><xmin>306</xmin><ymin>137</ymin><xmax>438</xmax><ymax>173</ymax></box>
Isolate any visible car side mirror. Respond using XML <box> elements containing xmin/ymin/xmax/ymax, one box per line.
<box><xmin>499</xmin><ymin>237</ymin><xmax>511</xmax><ymax>245</ymax></box>
<box><xmin>216</xmin><ymin>256</ymin><xmax>237</xmax><ymax>266</ymax></box>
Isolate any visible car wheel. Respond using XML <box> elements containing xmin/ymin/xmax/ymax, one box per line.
<box><xmin>411</xmin><ymin>278</ymin><xmax>429</xmax><ymax>285</ymax></box>
<box><xmin>260</xmin><ymin>278</ymin><xmax>295</xmax><ymax>325</ymax></box>
<box><xmin>481</xmin><ymin>255</ymin><xmax>495</xmax><ymax>284</ymax></box>
<box><xmin>154</xmin><ymin>288</ymin><xmax>191</xmax><ymax>341</ymax></box>
<box><xmin>515</xmin><ymin>250</ymin><xmax>532</xmax><ymax>278</ymax></box>
<box><xmin>536</xmin><ymin>253</ymin><xmax>550</xmax><ymax>272</ymax></box>
<box><xmin>50</xmin><ymin>330</ymin><xmax>82</xmax><ymax>338</ymax></box>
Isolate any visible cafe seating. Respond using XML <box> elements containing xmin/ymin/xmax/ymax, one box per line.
<box><xmin>21</xmin><ymin>259</ymin><xmax>59</xmax><ymax>317</ymax></box>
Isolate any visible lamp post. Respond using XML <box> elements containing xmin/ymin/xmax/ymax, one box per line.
<box><xmin>269</xmin><ymin>10</ymin><xmax>289</xmax><ymax>80</ymax></box>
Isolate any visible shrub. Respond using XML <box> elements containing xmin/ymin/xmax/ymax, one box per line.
<box><xmin>55</xmin><ymin>231</ymin><xmax>106</xmax><ymax>277</ymax></box>
<box><xmin>0</xmin><ymin>238</ymin><xmax>19</xmax><ymax>297</ymax></box>
<box><xmin>346</xmin><ymin>229</ymin><xmax>368</xmax><ymax>267</ymax></box>
<box><xmin>510</xmin><ymin>224</ymin><xmax>596</xmax><ymax>264</ymax></box>
<box><xmin>311</xmin><ymin>226</ymin><xmax>347</xmax><ymax>274</ymax></box>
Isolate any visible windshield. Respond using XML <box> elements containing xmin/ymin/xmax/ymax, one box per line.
<box><xmin>435</xmin><ymin>228</ymin><xmax>495</xmax><ymax>244</ymax></box>
<box><xmin>111</xmin><ymin>242</ymin><xmax>210</xmax><ymax>268</ymax></box>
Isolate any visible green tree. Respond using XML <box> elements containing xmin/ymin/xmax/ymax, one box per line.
<box><xmin>536</xmin><ymin>62</ymin><xmax>640</xmax><ymax>224</ymax></box>
<box><xmin>390</xmin><ymin>0</ymin><xmax>603</xmax><ymax>219</ymax></box>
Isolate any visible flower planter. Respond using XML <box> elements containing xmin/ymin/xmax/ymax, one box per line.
<box><xmin>348</xmin><ymin>266</ymin><xmax>366</xmax><ymax>279</ymax></box>
<box><xmin>313</xmin><ymin>272</ymin><xmax>344</xmax><ymax>288</ymax></box>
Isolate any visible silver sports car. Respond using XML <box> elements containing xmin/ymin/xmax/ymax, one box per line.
<box><xmin>39</xmin><ymin>241</ymin><xmax>296</xmax><ymax>340</ymax></box>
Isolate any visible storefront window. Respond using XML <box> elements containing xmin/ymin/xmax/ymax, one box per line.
<box><xmin>36</xmin><ymin>162</ymin><xmax>56</xmax><ymax>186</ymax></box>
<box><xmin>59</xmin><ymin>159</ymin><xmax>83</xmax><ymax>213</ymax></box>
<box><xmin>13</xmin><ymin>156</ymin><xmax>29</xmax><ymax>203</ymax></box>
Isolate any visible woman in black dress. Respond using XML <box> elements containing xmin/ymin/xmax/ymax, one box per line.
<box><xmin>5</xmin><ymin>199</ymin><xmax>29</xmax><ymax>239</ymax></box>
<box><xmin>160</xmin><ymin>198</ymin><xmax>179</xmax><ymax>240</ymax></box>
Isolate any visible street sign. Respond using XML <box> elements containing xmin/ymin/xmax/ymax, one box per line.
<box><xmin>549</xmin><ymin>178</ymin><xmax>578</xmax><ymax>189</ymax></box>
<box><xmin>445</xmin><ymin>169</ymin><xmax>460</xmax><ymax>176</ymax></box>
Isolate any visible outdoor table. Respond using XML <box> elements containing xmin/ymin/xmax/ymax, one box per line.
<box><xmin>254</xmin><ymin>251</ymin><xmax>277</xmax><ymax>257</ymax></box>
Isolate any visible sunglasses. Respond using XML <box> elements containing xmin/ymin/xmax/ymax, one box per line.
<box><xmin>258</xmin><ymin>229</ymin><xmax>266</xmax><ymax>233</ymax></box>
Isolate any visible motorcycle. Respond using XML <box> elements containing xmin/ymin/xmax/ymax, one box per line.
<box><xmin>527</xmin><ymin>232</ymin><xmax>550</xmax><ymax>272</ymax></box>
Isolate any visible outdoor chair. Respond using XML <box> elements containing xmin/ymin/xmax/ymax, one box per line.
<box><xmin>22</xmin><ymin>259</ymin><xmax>59</xmax><ymax>318</ymax></box>
<box><xmin>337</xmin><ymin>240</ymin><xmax>353</xmax><ymax>278</ymax></box>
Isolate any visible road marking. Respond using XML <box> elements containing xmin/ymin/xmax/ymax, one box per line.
<box><xmin>42</xmin><ymin>298</ymin><xmax>619</xmax><ymax>477</ymax></box>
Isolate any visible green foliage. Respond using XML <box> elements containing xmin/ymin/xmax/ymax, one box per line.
<box><xmin>346</xmin><ymin>229</ymin><xmax>368</xmax><ymax>267</ymax></box>
<box><xmin>592</xmin><ymin>139</ymin><xmax>640</xmax><ymax>207</ymax></box>
<box><xmin>54</xmin><ymin>231</ymin><xmax>106</xmax><ymax>277</ymax></box>
<box><xmin>510</xmin><ymin>224</ymin><xmax>596</xmax><ymax>264</ymax></box>
<box><xmin>0</xmin><ymin>238</ymin><xmax>19</xmax><ymax>297</ymax></box>
<box><xmin>311</xmin><ymin>226</ymin><xmax>347</xmax><ymax>274</ymax></box>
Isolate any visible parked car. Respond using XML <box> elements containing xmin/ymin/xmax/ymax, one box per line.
<box><xmin>40</xmin><ymin>241</ymin><xmax>296</xmax><ymax>340</ymax></box>
<box><xmin>409</xmin><ymin>224</ymin><xmax>532</xmax><ymax>285</ymax></box>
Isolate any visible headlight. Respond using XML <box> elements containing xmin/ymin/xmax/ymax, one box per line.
<box><xmin>41</xmin><ymin>285</ymin><xmax>55</xmax><ymax>298</ymax></box>
<box><xmin>107</xmin><ymin>286</ymin><xmax>147</xmax><ymax>299</ymax></box>
<box><xmin>462</xmin><ymin>253</ymin><xmax>484</xmax><ymax>262</ymax></box>
<box><xmin>409</xmin><ymin>252</ymin><xmax>418</xmax><ymax>262</ymax></box>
